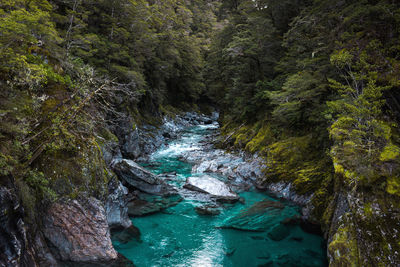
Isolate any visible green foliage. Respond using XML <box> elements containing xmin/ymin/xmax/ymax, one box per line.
<box><xmin>25</xmin><ymin>170</ymin><xmax>57</xmax><ymax>202</ymax></box>
<box><xmin>328</xmin><ymin>47</ymin><xmax>399</xmax><ymax>185</ymax></box>
<box><xmin>0</xmin><ymin>0</ymin><xmax>221</xmax><ymax>221</ymax></box>
<box><xmin>0</xmin><ymin>0</ymin><xmax>61</xmax><ymax>86</ymax></box>
<box><xmin>212</xmin><ymin>4</ymin><xmax>400</xmax><ymax>264</ymax></box>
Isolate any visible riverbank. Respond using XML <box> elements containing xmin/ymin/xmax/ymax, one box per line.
<box><xmin>112</xmin><ymin>116</ymin><xmax>328</xmax><ymax>266</ymax></box>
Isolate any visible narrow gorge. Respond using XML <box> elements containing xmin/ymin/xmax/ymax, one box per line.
<box><xmin>1</xmin><ymin>1</ymin><xmax>400</xmax><ymax>266</ymax></box>
<box><xmin>111</xmin><ymin>114</ymin><xmax>326</xmax><ymax>266</ymax></box>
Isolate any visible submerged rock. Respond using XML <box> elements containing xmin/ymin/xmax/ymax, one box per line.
<box><xmin>184</xmin><ymin>175</ymin><xmax>239</xmax><ymax>202</ymax></box>
<box><xmin>111</xmin><ymin>158</ymin><xmax>176</xmax><ymax>196</ymax></box>
<box><xmin>112</xmin><ymin>225</ymin><xmax>141</xmax><ymax>244</ymax></box>
<box><xmin>195</xmin><ymin>204</ymin><xmax>221</xmax><ymax>216</ymax></box>
<box><xmin>267</xmin><ymin>224</ymin><xmax>290</xmax><ymax>241</ymax></box>
<box><xmin>290</xmin><ymin>236</ymin><xmax>303</xmax><ymax>242</ymax></box>
<box><xmin>127</xmin><ymin>195</ymin><xmax>182</xmax><ymax>216</ymax></box>
<box><xmin>43</xmin><ymin>198</ymin><xmax>118</xmax><ymax>262</ymax></box>
<box><xmin>219</xmin><ymin>200</ymin><xmax>290</xmax><ymax>231</ymax></box>
<box><xmin>250</xmin><ymin>236</ymin><xmax>265</xmax><ymax>240</ymax></box>
<box><xmin>105</xmin><ymin>179</ymin><xmax>132</xmax><ymax>230</ymax></box>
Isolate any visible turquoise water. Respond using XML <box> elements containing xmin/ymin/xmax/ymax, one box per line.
<box><xmin>113</xmin><ymin>125</ymin><xmax>327</xmax><ymax>267</ymax></box>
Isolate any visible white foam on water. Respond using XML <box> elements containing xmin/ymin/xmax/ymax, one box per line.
<box><xmin>151</xmin><ymin>124</ymin><xmax>216</xmax><ymax>159</ymax></box>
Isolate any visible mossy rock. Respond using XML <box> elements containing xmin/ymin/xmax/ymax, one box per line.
<box><xmin>328</xmin><ymin>213</ymin><xmax>360</xmax><ymax>267</ymax></box>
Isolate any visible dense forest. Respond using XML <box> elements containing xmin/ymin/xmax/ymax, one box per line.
<box><xmin>1</xmin><ymin>0</ymin><xmax>400</xmax><ymax>266</ymax></box>
<box><xmin>206</xmin><ymin>0</ymin><xmax>400</xmax><ymax>265</ymax></box>
<box><xmin>1</xmin><ymin>0</ymin><xmax>217</xmax><ymax>211</ymax></box>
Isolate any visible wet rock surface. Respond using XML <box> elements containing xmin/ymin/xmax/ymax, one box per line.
<box><xmin>184</xmin><ymin>175</ymin><xmax>239</xmax><ymax>202</ymax></box>
<box><xmin>43</xmin><ymin>198</ymin><xmax>118</xmax><ymax>262</ymax></box>
<box><xmin>111</xmin><ymin>158</ymin><xmax>176</xmax><ymax>196</ymax></box>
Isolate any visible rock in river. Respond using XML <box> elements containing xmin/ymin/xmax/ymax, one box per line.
<box><xmin>219</xmin><ymin>200</ymin><xmax>298</xmax><ymax>232</ymax></box>
<box><xmin>267</xmin><ymin>224</ymin><xmax>290</xmax><ymax>241</ymax></box>
<box><xmin>127</xmin><ymin>195</ymin><xmax>182</xmax><ymax>216</ymax></box>
<box><xmin>111</xmin><ymin>158</ymin><xmax>176</xmax><ymax>196</ymax></box>
<box><xmin>184</xmin><ymin>175</ymin><xmax>239</xmax><ymax>202</ymax></box>
<box><xmin>195</xmin><ymin>204</ymin><xmax>221</xmax><ymax>216</ymax></box>
<box><xmin>43</xmin><ymin>198</ymin><xmax>118</xmax><ymax>262</ymax></box>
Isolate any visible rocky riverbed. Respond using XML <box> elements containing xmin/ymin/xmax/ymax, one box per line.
<box><xmin>111</xmin><ymin>115</ymin><xmax>328</xmax><ymax>266</ymax></box>
<box><xmin>0</xmin><ymin>112</ymin><xmax>327</xmax><ymax>267</ymax></box>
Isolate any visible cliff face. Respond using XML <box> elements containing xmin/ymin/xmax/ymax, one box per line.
<box><xmin>218</xmin><ymin>125</ymin><xmax>400</xmax><ymax>266</ymax></box>
<box><xmin>0</xmin><ymin>109</ymin><xmax>216</xmax><ymax>266</ymax></box>
<box><xmin>0</xmin><ymin>186</ymin><xmax>37</xmax><ymax>267</ymax></box>
<box><xmin>327</xmin><ymin>189</ymin><xmax>400</xmax><ymax>266</ymax></box>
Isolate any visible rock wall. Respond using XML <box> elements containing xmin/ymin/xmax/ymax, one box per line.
<box><xmin>0</xmin><ymin>187</ymin><xmax>35</xmax><ymax>267</ymax></box>
<box><xmin>0</xmin><ymin>110</ymin><xmax>219</xmax><ymax>267</ymax></box>
<box><xmin>43</xmin><ymin>198</ymin><xmax>118</xmax><ymax>263</ymax></box>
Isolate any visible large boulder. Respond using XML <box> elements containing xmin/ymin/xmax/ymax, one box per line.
<box><xmin>184</xmin><ymin>175</ymin><xmax>239</xmax><ymax>202</ymax></box>
<box><xmin>105</xmin><ymin>179</ymin><xmax>132</xmax><ymax>230</ymax></box>
<box><xmin>43</xmin><ymin>198</ymin><xmax>118</xmax><ymax>262</ymax></box>
<box><xmin>111</xmin><ymin>158</ymin><xmax>176</xmax><ymax>196</ymax></box>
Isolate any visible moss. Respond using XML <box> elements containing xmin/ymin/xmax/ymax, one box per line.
<box><xmin>159</xmin><ymin>104</ymin><xmax>181</xmax><ymax>119</ymax></box>
<box><xmin>245</xmin><ymin>125</ymin><xmax>272</xmax><ymax>154</ymax></box>
<box><xmin>328</xmin><ymin>214</ymin><xmax>360</xmax><ymax>267</ymax></box>
<box><xmin>266</xmin><ymin>135</ymin><xmax>314</xmax><ymax>181</ymax></box>
<box><xmin>35</xmin><ymin>137</ymin><xmax>110</xmax><ymax>200</ymax></box>
<box><xmin>380</xmin><ymin>143</ymin><xmax>400</xmax><ymax>162</ymax></box>
<box><xmin>364</xmin><ymin>202</ymin><xmax>373</xmax><ymax>218</ymax></box>
<box><xmin>232</xmin><ymin>124</ymin><xmax>255</xmax><ymax>148</ymax></box>
<box><xmin>16</xmin><ymin>178</ymin><xmax>37</xmax><ymax>225</ymax></box>
<box><xmin>97</xmin><ymin>127</ymin><xmax>118</xmax><ymax>144</ymax></box>
<box><xmin>292</xmin><ymin>163</ymin><xmax>326</xmax><ymax>195</ymax></box>
<box><xmin>386</xmin><ymin>176</ymin><xmax>400</xmax><ymax>197</ymax></box>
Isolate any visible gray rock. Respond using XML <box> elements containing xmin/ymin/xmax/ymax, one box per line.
<box><xmin>266</xmin><ymin>182</ymin><xmax>311</xmax><ymax>206</ymax></box>
<box><xmin>43</xmin><ymin>198</ymin><xmax>118</xmax><ymax>262</ymax></box>
<box><xmin>184</xmin><ymin>175</ymin><xmax>239</xmax><ymax>202</ymax></box>
<box><xmin>105</xmin><ymin>179</ymin><xmax>132</xmax><ymax>230</ymax></box>
<box><xmin>101</xmin><ymin>141</ymin><xmax>122</xmax><ymax>167</ymax></box>
<box><xmin>121</xmin><ymin>129</ymin><xmax>141</xmax><ymax>160</ymax></box>
<box><xmin>111</xmin><ymin>158</ymin><xmax>176</xmax><ymax>196</ymax></box>
<box><xmin>192</xmin><ymin>160</ymin><xmax>219</xmax><ymax>173</ymax></box>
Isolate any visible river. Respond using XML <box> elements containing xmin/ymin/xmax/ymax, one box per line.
<box><xmin>112</xmin><ymin>123</ymin><xmax>327</xmax><ymax>267</ymax></box>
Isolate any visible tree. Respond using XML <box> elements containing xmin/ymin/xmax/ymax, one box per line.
<box><xmin>328</xmin><ymin>47</ymin><xmax>399</xmax><ymax>186</ymax></box>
